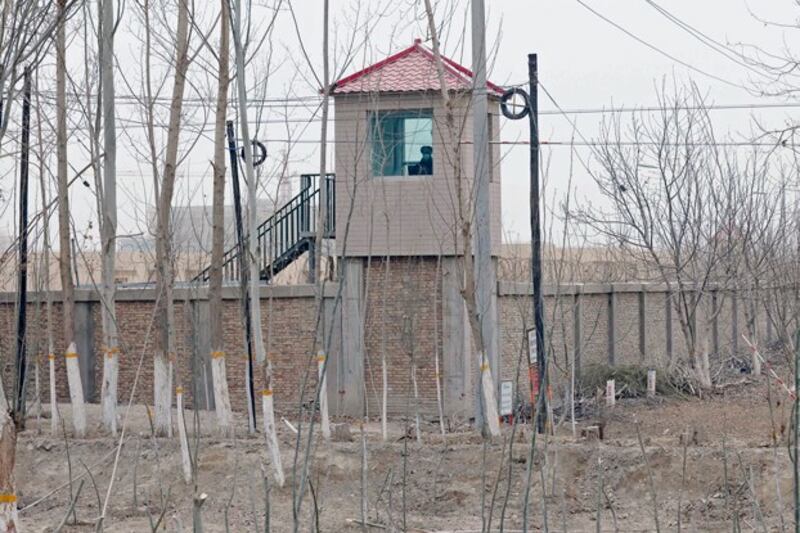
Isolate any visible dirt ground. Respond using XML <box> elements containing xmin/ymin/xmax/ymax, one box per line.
<box><xmin>16</xmin><ymin>374</ymin><xmax>797</xmax><ymax>532</ymax></box>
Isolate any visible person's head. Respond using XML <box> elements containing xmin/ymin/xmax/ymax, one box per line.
<box><xmin>420</xmin><ymin>145</ymin><xmax>432</xmax><ymax>158</ymax></box>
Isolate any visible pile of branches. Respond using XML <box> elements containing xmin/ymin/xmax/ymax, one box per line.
<box><xmin>579</xmin><ymin>363</ymin><xmax>695</xmax><ymax>399</ymax></box>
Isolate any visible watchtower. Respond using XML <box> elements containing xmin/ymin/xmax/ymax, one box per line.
<box><xmin>327</xmin><ymin>39</ymin><xmax>505</xmax><ymax>418</ymax></box>
<box><xmin>332</xmin><ymin>38</ymin><xmax>503</xmax><ymax>256</ymax></box>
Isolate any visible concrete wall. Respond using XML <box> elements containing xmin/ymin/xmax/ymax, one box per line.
<box><xmin>497</xmin><ymin>282</ymin><xmax>767</xmax><ymax>401</ymax></box>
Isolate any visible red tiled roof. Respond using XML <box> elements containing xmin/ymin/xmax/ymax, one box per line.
<box><xmin>332</xmin><ymin>39</ymin><xmax>504</xmax><ymax>96</ymax></box>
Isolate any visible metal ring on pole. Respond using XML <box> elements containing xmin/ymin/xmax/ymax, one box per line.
<box><xmin>500</xmin><ymin>87</ymin><xmax>530</xmax><ymax>120</ymax></box>
<box><xmin>239</xmin><ymin>140</ymin><xmax>268</xmax><ymax>167</ymax></box>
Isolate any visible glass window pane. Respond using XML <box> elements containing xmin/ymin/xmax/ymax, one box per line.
<box><xmin>404</xmin><ymin>117</ymin><xmax>433</xmax><ymax>175</ymax></box>
<box><xmin>371</xmin><ymin>110</ymin><xmax>433</xmax><ymax>176</ymax></box>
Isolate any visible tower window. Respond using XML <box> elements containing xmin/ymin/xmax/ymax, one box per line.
<box><xmin>371</xmin><ymin>109</ymin><xmax>433</xmax><ymax>177</ymax></box>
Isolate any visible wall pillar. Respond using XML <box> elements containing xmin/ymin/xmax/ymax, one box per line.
<box><xmin>731</xmin><ymin>292</ymin><xmax>739</xmax><ymax>355</ymax></box>
<box><xmin>441</xmin><ymin>257</ymin><xmax>472</xmax><ymax>419</ymax></box>
<box><xmin>189</xmin><ymin>299</ymin><xmax>214</xmax><ymax>410</ymax></box>
<box><xmin>711</xmin><ymin>290</ymin><xmax>719</xmax><ymax>355</ymax></box>
<box><xmin>573</xmin><ymin>287</ymin><xmax>582</xmax><ymax>385</ymax></box>
<box><xmin>607</xmin><ymin>286</ymin><xmax>615</xmax><ymax>365</ymax></box>
<box><xmin>322</xmin><ymin>294</ymin><xmax>343</xmax><ymax>416</ymax></box>
<box><xmin>638</xmin><ymin>288</ymin><xmax>646</xmax><ymax>362</ymax></box>
<box><xmin>339</xmin><ymin>258</ymin><xmax>365</xmax><ymax>416</ymax></box>
<box><xmin>665</xmin><ymin>291</ymin><xmax>673</xmax><ymax>360</ymax></box>
<box><xmin>74</xmin><ymin>301</ymin><xmax>95</xmax><ymax>402</ymax></box>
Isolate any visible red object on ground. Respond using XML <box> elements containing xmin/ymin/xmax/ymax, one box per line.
<box><xmin>529</xmin><ymin>364</ymin><xmax>539</xmax><ymax>405</ymax></box>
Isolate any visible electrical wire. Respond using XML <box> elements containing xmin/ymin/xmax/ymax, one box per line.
<box><xmin>643</xmin><ymin>0</ymin><xmax>775</xmax><ymax>82</ymax></box>
<box><xmin>575</xmin><ymin>0</ymin><xmax>750</xmax><ymax>91</ymax></box>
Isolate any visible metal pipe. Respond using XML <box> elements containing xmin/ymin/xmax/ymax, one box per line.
<box><xmin>227</xmin><ymin>120</ymin><xmax>256</xmax><ymax>432</ymax></box>
<box><xmin>528</xmin><ymin>54</ymin><xmax>547</xmax><ymax>434</ymax></box>
<box><xmin>14</xmin><ymin>67</ymin><xmax>31</xmax><ymax>422</ymax></box>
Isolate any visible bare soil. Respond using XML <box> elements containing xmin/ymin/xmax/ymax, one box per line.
<box><xmin>17</xmin><ymin>374</ymin><xmax>795</xmax><ymax>532</ymax></box>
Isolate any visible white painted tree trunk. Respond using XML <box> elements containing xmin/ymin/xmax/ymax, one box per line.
<box><xmin>262</xmin><ymin>390</ymin><xmax>285</xmax><ymax>487</ymax></box>
<box><xmin>0</xmin><ymin>377</ymin><xmax>8</xmax><ymax>414</ymax></box>
<box><xmin>48</xmin><ymin>353</ymin><xmax>58</xmax><ymax>434</ymax></box>
<box><xmin>101</xmin><ymin>349</ymin><xmax>119</xmax><ymax>434</ymax></box>
<box><xmin>176</xmin><ymin>387</ymin><xmax>192</xmax><ymax>483</ymax></box>
<box><xmin>65</xmin><ymin>342</ymin><xmax>86</xmax><ymax>437</ymax></box>
<box><xmin>697</xmin><ymin>333</ymin><xmax>713</xmax><ymax>389</ymax></box>
<box><xmin>317</xmin><ymin>352</ymin><xmax>330</xmax><ymax>440</ymax></box>
<box><xmin>381</xmin><ymin>356</ymin><xmax>388</xmax><ymax>441</ymax></box>
<box><xmin>751</xmin><ymin>322</ymin><xmax>762</xmax><ymax>377</ymax></box>
<box><xmin>0</xmin><ymin>409</ymin><xmax>18</xmax><ymax>532</ymax></box>
<box><xmin>211</xmin><ymin>352</ymin><xmax>233</xmax><ymax>436</ymax></box>
<box><xmin>434</xmin><ymin>348</ymin><xmax>445</xmax><ymax>437</ymax></box>
<box><xmin>479</xmin><ymin>352</ymin><xmax>500</xmax><ymax>437</ymax></box>
<box><xmin>411</xmin><ymin>361</ymin><xmax>421</xmax><ymax>443</ymax></box>
<box><xmin>33</xmin><ymin>355</ymin><xmax>41</xmax><ymax>423</ymax></box>
<box><xmin>153</xmin><ymin>354</ymin><xmax>172</xmax><ymax>437</ymax></box>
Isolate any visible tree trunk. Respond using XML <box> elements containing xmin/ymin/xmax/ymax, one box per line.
<box><xmin>423</xmin><ymin>0</ymin><xmax>499</xmax><ymax>436</ymax></box>
<box><xmin>99</xmin><ymin>0</ymin><xmax>120</xmax><ymax>435</ymax></box>
<box><xmin>317</xmin><ymin>352</ymin><xmax>330</xmax><ymax>440</ymax></box>
<box><xmin>0</xmin><ymin>410</ymin><xmax>18</xmax><ymax>531</ymax></box>
<box><xmin>56</xmin><ymin>0</ymin><xmax>83</xmax><ymax>436</ymax></box>
<box><xmin>209</xmin><ymin>0</ymin><xmax>233</xmax><ymax>437</ymax></box>
<box><xmin>153</xmin><ymin>0</ymin><xmax>191</xmax><ymax>437</ymax></box>
<box><xmin>55</xmin><ymin>0</ymin><xmax>74</xmax><ymax>348</ymax></box>
<box><xmin>34</xmin><ymin>72</ymin><xmax>58</xmax><ymax>434</ymax></box>
<box><xmin>65</xmin><ymin>342</ymin><xmax>86</xmax><ymax>437</ymax></box>
<box><xmin>261</xmin><ymin>388</ymin><xmax>284</xmax><ymax>487</ymax></box>
<box><xmin>176</xmin><ymin>385</ymin><xmax>192</xmax><ymax>483</ymax></box>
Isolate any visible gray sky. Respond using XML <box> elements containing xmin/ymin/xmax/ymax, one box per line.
<box><xmin>3</xmin><ymin>0</ymin><xmax>799</xmax><ymax>250</ymax></box>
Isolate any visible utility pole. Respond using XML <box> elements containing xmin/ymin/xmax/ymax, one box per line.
<box><xmin>527</xmin><ymin>54</ymin><xmax>547</xmax><ymax>434</ymax></box>
<box><xmin>14</xmin><ymin>67</ymin><xmax>31</xmax><ymax>423</ymax></box>
<box><xmin>227</xmin><ymin>120</ymin><xmax>257</xmax><ymax>433</ymax></box>
<box><xmin>470</xmin><ymin>0</ymin><xmax>499</xmax><ymax>427</ymax></box>
<box><xmin>500</xmin><ymin>54</ymin><xmax>547</xmax><ymax>433</ymax></box>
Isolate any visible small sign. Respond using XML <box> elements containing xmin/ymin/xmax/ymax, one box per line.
<box><xmin>647</xmin><ymin>369</ymin><xmax>656</xmax><ymax>397</ymax></box>
<box><xmin>527</xmin><ymin>327</ymin><xmax>537</xmax><ymax>365</ymax></box>
<box><xmin>500</xmin><ymin>381</ymin><xmax>513</xmax><ymax>416</ymax></box>
<box><xmin>606</xmin><ymin>379</ymin><xmax>616</xmax><ymax>407</ymax></box>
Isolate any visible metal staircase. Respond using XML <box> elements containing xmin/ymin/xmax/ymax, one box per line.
<box><xmin>193</xmin><ymin>173</ymin><xmax>335</xmax><ymax>283</ymax></box>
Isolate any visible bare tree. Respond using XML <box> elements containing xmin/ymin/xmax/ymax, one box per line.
<box><xmin>209</xmin><ymin>0</ymin><xmax>234</xmax><ymax>436</ymax></box>
<box><xmin>576</xmin><ymin>84</ymin><xmax>745</xmax><ymax>388</ymax></box>
<box><xmin>56</xmin><ymin>0</ymin><xmax>86</xmax><ymax>437</ymax></box>
<box><xmin>99</xmin><ymin>0</ymin><xmax>121</xmax><ymax>435</ymax></box>
<box><xmin>153</xmin><ymin>0</ymin><xmax>192</xmax><ymax>437</ymax></box>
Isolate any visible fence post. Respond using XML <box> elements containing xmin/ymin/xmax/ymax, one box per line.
<box><xmin>712</xmin><ymin>289</ymin><xmax>719</xmax><ymax>355</ymax></box>
<box><xmin>732</xmin><ymin>291</ymin><xmax>739</xmax><ymax>355</ymax></box>
<box><xmin>638</xmin><ymin>287</ymin><xmax>646</xmax><ymax>362</ymax></box>
<box><xmin>573</xmin><ymin>285</ymin><xmax>582</xmax><ymax>386</ymax></box>
<box><xmin>665</xmin><ymin>290</ymin><xmax>673</xmax><ymax>361</ymax></box>
<box><xmin>607</xmin><ymin>285</ymin><xmax>615</xmax><ymax>366</ymax></box>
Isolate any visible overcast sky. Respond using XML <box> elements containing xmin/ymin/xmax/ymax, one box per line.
<box><xmin>3</xmin><ymin>0</ymin><xmax>800</xmax><ymax>250</ymax></box>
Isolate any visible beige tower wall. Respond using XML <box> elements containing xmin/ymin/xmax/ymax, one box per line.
<box><xmin>333</xmin><ymin>91</ymin><xmax>502</xmax><ymax>258</ymax></box>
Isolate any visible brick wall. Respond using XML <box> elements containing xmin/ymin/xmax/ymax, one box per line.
<box><xmin>0</xmin><ymin>277</ymin><xmax>768</xmax><ymax>418</ymax></box>
<box><xmin>361</xmin><ymin>256</ymin><xmax>442</xmax><ymax>417</ymax></box>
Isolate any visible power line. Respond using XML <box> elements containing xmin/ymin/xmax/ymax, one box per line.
<box><xmin>575</xmin><ymin>0</ymin><xmax>749</xmax><ymax>91</ymax></box>
<box><xmin>643</xmin><ymin>0</ymin><xmax>774</xmax><ymax>82</ymax></box>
